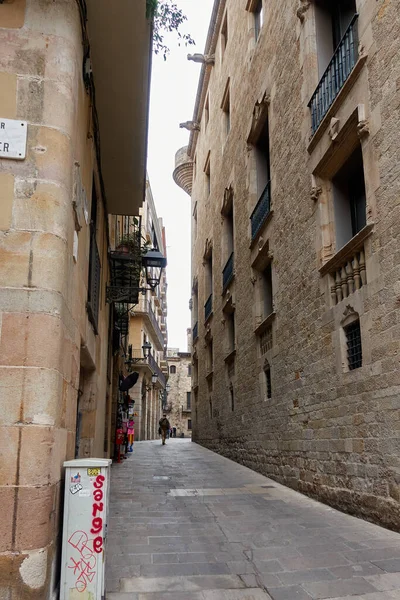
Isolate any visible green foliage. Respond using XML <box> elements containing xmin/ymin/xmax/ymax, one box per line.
<box><xmin>146</xmin><ymin>0</ymin><xmax>195</xmax><ymax>60</ymax></box>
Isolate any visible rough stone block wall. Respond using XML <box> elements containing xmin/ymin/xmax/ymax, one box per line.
<box><xmin>190</xmin><ymin>0</ymin><xmax>400</xmax><ymax>531</ymax></box>
<box><xmin>167</xmin><ymin>353</ymin><xmax>192</xmax><ymax>437</ymax></box>
<box><xmin>0</xmin><ymin>1</ymin><xmax>111</xmax><ymax>597</ymax></box>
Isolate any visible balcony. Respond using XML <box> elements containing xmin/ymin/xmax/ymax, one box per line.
<box><xmin>251</xmin><ymin>181</ymin><xmax>271</xmax><ymax>241</ymax></box>
<box><xmin>204</xmin><ymin>294</ymin><xmax>213</xmax><ymax>322</ymax></box>
<box><xmin>129</xmin><ymin>349</ymin><xmax>166</xmax><ymax>388</ymax></box>
<box><xmin>309</xmin><ymin>14</ymin><xmax>359</xmax><ymax>135</ymax></box>
<box><xmin>135</xmin><ymin>299</ymin><xmax>164</xmax><ymax>350</ymax></box>
<box><xmin>222</xmin><ymin>252</ymin><xmax>234</xmax><ymax>291</ymax></box>
<box><xmin>148</xmin><ymin>352</ymin><xmax>166</xmax><ymax>388</ymax></box>
<box><xmin>192</xmin><ymin>321</ymin><xmax>198</xmax><ymax>342</ymax></box>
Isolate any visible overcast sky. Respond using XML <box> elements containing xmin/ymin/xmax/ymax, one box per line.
<box><xmin>147</xmin><ymin>0</ymin><xmax>214</xmax><ymax>352</ymax></box>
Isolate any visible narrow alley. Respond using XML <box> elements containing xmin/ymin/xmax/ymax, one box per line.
<box><xmin>106</xmin><ymin>440</ymin><xmax>400</xmax><ymax>600</ymax></box>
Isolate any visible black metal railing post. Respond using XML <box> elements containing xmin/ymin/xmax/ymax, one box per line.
<box><xmin>204</xmin><ymin>294</ymin><xmax>213</xmax><ymax>321</ymax></box>
<box><xmin>250</xmin><ymin>180</ymin><xmax>271</xmax><ymax>240</ymax></box>
<box><xmin>222</xmin><ymin>252</ymin><xmax>234</xmax><ymax>290</ymax></box>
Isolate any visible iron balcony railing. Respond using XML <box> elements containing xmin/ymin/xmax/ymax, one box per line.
<box><xmin>192</xmin><ymin>321</ymin><xmax>198</xmax><ymax>341</ymax></box>
<box><xmin>148</xmin><ymin>352</ymin><xmax>166</xmax><ymax>387</ymax></box>
<box><xmin>204</xmin><ymin>294</ymin><xmax>213</xmax><ymax>321</ymax></box>
<box><xmin>251</xmin><ymin>180</ymin><xmax>271</xmax><ymax>240</ymax></box>
<box><xmin>309</xmin><ymin>14</ymin><xmax>359</xmax><ymax>134</ymax></box>
<box><xmin>222</xmin><ymin>252</ymin><xmax>234</xmax><ymax>290</ymax></box>
<box><xmin>135</xmin><ymin>299</ymin><xmax>164</xmax><ymax>350</ymax></box>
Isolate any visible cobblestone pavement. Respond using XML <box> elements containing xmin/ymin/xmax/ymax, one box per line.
<box><xmin>106</xmin><ymin>439</ymin><xmax>400</xmax><ymax>600</ymax></box>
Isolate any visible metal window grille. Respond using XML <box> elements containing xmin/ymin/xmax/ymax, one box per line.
<box><xmin>345</xmin><ymin>320</ymin><xmax>362</xmax><ymax>370</ymax></box>
<box><xmin>87</xmin><ymin>230</ymin><xmax>101</xmax><ymax>333</ymax></box>
<box><xmin>250</xmin><ymin>180</ymin><xmax>271</xmax><ymax>240</ymax></box>
<box><xmin>260</xmin><ymin>326</ymin><xmax>273</xmax><ymax>355</ymax></box>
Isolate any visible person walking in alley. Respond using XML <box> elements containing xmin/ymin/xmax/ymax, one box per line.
<box><xmin>159</xmin><ymin>414</ymin><xmax>171</xmax><ymax>445</ymax></box>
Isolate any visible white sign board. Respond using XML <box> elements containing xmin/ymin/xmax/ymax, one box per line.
<box><xmin>0</xmin><ymin>118</ymin><xmax>28</xmax><ymax>160</ymax></box>
<box><xmin>60</xmin><ymin>458</ymin><xmax>112</xmax><ymax>600</ymax></box>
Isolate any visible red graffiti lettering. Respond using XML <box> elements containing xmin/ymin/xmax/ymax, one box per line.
<box><xmin>68</xmin><ymin>531</ymin><xmax>97</xmax><ymax>593</ymax></box>
<box><xmin>93</xmin><ymin>489</ymin><xmax>103</xmax><ymax>502</ymax></box>
<box><xmin>93</xmin><ymin>535</ymin><xmax>103</xmax><ymax>554</ymax></box>
<box><xmin>92</xmin><ymin>502</ymin><xmax>104</xmax><ymax>517</ymax></box>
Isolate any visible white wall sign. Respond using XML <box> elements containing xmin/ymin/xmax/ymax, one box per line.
<box><xmin>0</xmin><ymin>118</ymin><xmax>28</xmax><ymax>160</ymax></box>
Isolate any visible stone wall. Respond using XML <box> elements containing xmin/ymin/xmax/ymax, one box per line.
<box><xmin>188</xmin><ymin>0</ymin><xmax>400</xmax><ymax>530</ymax></box>
<box><xmin>167</xmin><ymin>352</ymin><xmax>192</xmax><ymax>437</ymax></box>
<box><xmin>0</xmin><ymin>1</ymin><xmax>112</xmax><ymax>596</ymax></box>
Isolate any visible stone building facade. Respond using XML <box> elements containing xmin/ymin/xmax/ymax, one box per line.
<box><xmin>0</xmin><ymin>0</ymin><xmax>153</xmax><ymax>597</ymax></box>
<box><xmin>174</xmin><ymin>0</ymin><xmax>400</xmax><ymax>530</ymax></box>
<box><xmin>117</xmin><ymin>179</ymin><xmax>169</xmax><ymax>443</ymax></box>
<box><xmin>166</xmin><ymin>347</ymin><xmax>192</xmax><ymax>437</ymax></box>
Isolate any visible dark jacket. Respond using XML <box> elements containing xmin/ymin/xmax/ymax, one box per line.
<box><xmin>159</xmin><ymin>417</ymin><xmax>170</xmax><ymax>431</ymax></box>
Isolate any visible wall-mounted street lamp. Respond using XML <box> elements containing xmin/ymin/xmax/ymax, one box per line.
<box><xmin>145</xmin><ymin>372</ymin><xmax>159</xmax><ymax>392</ymax></box>
<box><xmin>142</xmin><ymin>249</ymin><xmax>167</xmax><ymax>291</ymax></box>
<box><xmin>125</xmin><ymin>341</ymin><xmax>152</xmax><ymax>371</ymax></box>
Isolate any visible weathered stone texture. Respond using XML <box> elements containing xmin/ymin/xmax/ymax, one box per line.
<box><xmin>187</xmin><ymin>0</ymin><xmax>400</xmax><ymax>531</ymax></box>
<box><xmin>166</xmin><ymin>350</ymin><xmax>192</xmax><ymax>437</ymax></box>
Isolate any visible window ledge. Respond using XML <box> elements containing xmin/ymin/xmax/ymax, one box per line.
<box><xmin>204</xmin><ymin>311</ymin><xmax>213</xmax><ymax>326</ymax></box>
<box><xmin>224</xmin><ymin>349</ymin><xmax>236</xmax><ymax>364</ymax></box>
<box><xmin>308</xmin><ymin>54</ymin><xmax>368</xmax><ymax>154</ymax></box>
<box><xmin>319</xmin><ymin>224</ymin><xmax>374</xmax><ymax>277</ymax></box>
<box><xmin>254</xmin><ymin>311</ymin><xmax>276</xmax><ymax>336</ymax></box>
<box><xmin>192</xmin><ymin>383</ymin><xmax>199</xmax><ymax>392</ymax></box>
<box><xmin>249</xmin><ymin>210</ymin><xmax>274</xmax><ymax>249</ymax></box>
<box><xmin>205</xmin><ymin>370</ymin><xmax>214</xmax><ymax>381</ymax></box>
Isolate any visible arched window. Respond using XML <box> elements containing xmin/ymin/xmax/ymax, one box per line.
<box><xmin>170</xmin><ymin>365</ymin><xmax>176</xmax><ymax>374</ymax></box>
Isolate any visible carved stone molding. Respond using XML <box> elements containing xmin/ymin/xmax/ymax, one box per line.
<box><xmin>357</xmin><ymin>120</ymin><xmax>370</xmax><ymax>140</ymax></box>
<box><xmin>187</xmin><ymin>53</ymin><xmax>215</xmax><ymax>65</ymax></box>
<box><xmin>310</xmin><ymin>186</ymin><xmax>322</xmax><ymax>202</ymax></box>
<box><xmin>221</xmin><ymin>184</ymin><xmax>234</xmax><ymax>215</ymax></box>
<box><xmin>203</xmin><ymin>238</ymin><xmax>213</xmax><ymax>261</ymax></box>
<box><xmin>179</xmin><ymin>121</ymin><xmax>200</xmax><ymax>132</ymax></box>
<box><xmin>247</xmin><ymin>91</ymin><xmax>271</xmax><ymax>144</ymax></box>
<box><xmin>329</xmin><ymin>117</ymin><xmax>340</xmax><ymax>142</ymax></box>
<box><xmin>296</xmin><ymin>0</ymin><xmax>311</xmax><ymax>22</ymax></box>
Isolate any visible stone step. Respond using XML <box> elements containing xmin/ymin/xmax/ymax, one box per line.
<box><xmin>108</xmin><ymin>588</ymin><xmax>272</xmax><ymax>600</ymax></box>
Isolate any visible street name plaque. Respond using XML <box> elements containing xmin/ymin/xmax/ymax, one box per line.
<box><xmin>0</xmin><ymin>118</ymin><xmax>28</xmax><ymax>160</ymax></box>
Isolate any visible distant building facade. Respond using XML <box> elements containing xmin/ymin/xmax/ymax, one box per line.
<box><xmin>174</xmin><ymin>0</ymin><xmax>400</xmax><ymax>529</ymax></box>
<box><xmin>166</xmin><ymin>346</ymin><xmax>192</xmax><ymax>437</ymax></box>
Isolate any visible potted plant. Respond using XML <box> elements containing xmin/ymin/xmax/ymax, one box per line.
<box><xmin>116</xmin><ymin>234</ymin><xmax>140</xmax><ymax>254</ymax></box>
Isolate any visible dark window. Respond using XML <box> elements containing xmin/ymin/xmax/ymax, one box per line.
<box><xmin>87</xmin><ymin>179</ymin><xmax>101</xmax><ymax>333</ymax></box>
<box><xmin>170</xmin><ymin>365</ymin><xmax>176</xmax><ymax>374</ymax></box>
<box><xmin>264</xmin><ymin>365</ymin><xmax>272</xmax><ymax>399</ymax></box>
<box><xmin>188</xmin><ymin>364</ymin><xmax>192</xmax><ymax>376</ymax></box>
<box><xmin>333</xmin><ymin>146</ymin><xmax>366</xmax><ymax>250</ymax></box>
<box><xmin>226</xmin><ymin>311</ymin><xmax>235</xmax><ymax>353</ymax></box>
<box><xmin>186</xmin><ymin>391</ymin><xmax>191</xmax><ymax>410</ymax></box>
<box><xmin>188</xmin><ymin>419</ymin><xmax>192</xmax><ymax>430</ymax></box>
<box><xmin>254</xmin><ymin>0</ymin><xmax>264</xmax><ymax>40</ymax></box>
<box><xmin>205</xmin><ymin>156</ymin><xmax>211</xmax><ymax>196</ymax></box>
<box><xmin>255</xmin><ymin>117</ymin><xmax>270</xmax><ymax>200</ymax></box>
<box><xmin>209</xmin><ymin>397</ymin><xmax>213</xmax><ymax>418</ymax></box>
<box><xmin>262</xmin><ymin>263</ymin><xmax>273</xmax><ymax>319</ymax></box>
<box><xmin>230</xmin><ymin>386</ymin><xmax>234</xmax><ymax>411</ymax></box>
<box><xmin>345</xmin><ymin>320</ymin><xmax>362</xmax><ymax>370</ymax></box>
<box><xmin>315</xmin><ymin>0</ymin><xmax>357</xmax><ymax>75</ymax></box>
<box><xmin>221</xmin><ymin>12</ymin><xmax>228</xmax><ymax>55</ymax></box>
<box><xmin>222</xmin><ymin>81</ymin><xmax>230</xmax><ymax>137</ymax></box>
<box><xmin>205</xmin><ymin>96</ymin><xmax>210</xmax><ymax>128</ymax></box>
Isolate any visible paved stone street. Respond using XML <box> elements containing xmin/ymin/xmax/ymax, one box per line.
<box><xmin>106</xmin><ymin>440</ymin><xmax>400</xmax><ymax>600</ymax></box>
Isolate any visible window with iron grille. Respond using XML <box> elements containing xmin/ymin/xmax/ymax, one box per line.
<box><xmin>344</xmin><ymin>320</ymin><xmax>362</xmax><ymax>370</ymax></box>
<box><xmin>264</xmin><ymin>364</ymin><xmax>272</xmax><ymax>399</ymax></box>
<box><xmin>260</xmin><ymin>326</ymin><xmax>272</xmax><ymax>355</ymax></box>
<box><xmin>87</xmin><ymin>182</ymin><xmax>101</xmax><ymax>333</ymax></box>
<box><xmin>170</xmin><ymin>365</ymin><xmax>176</xmax><ymax>374</ymax></box>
